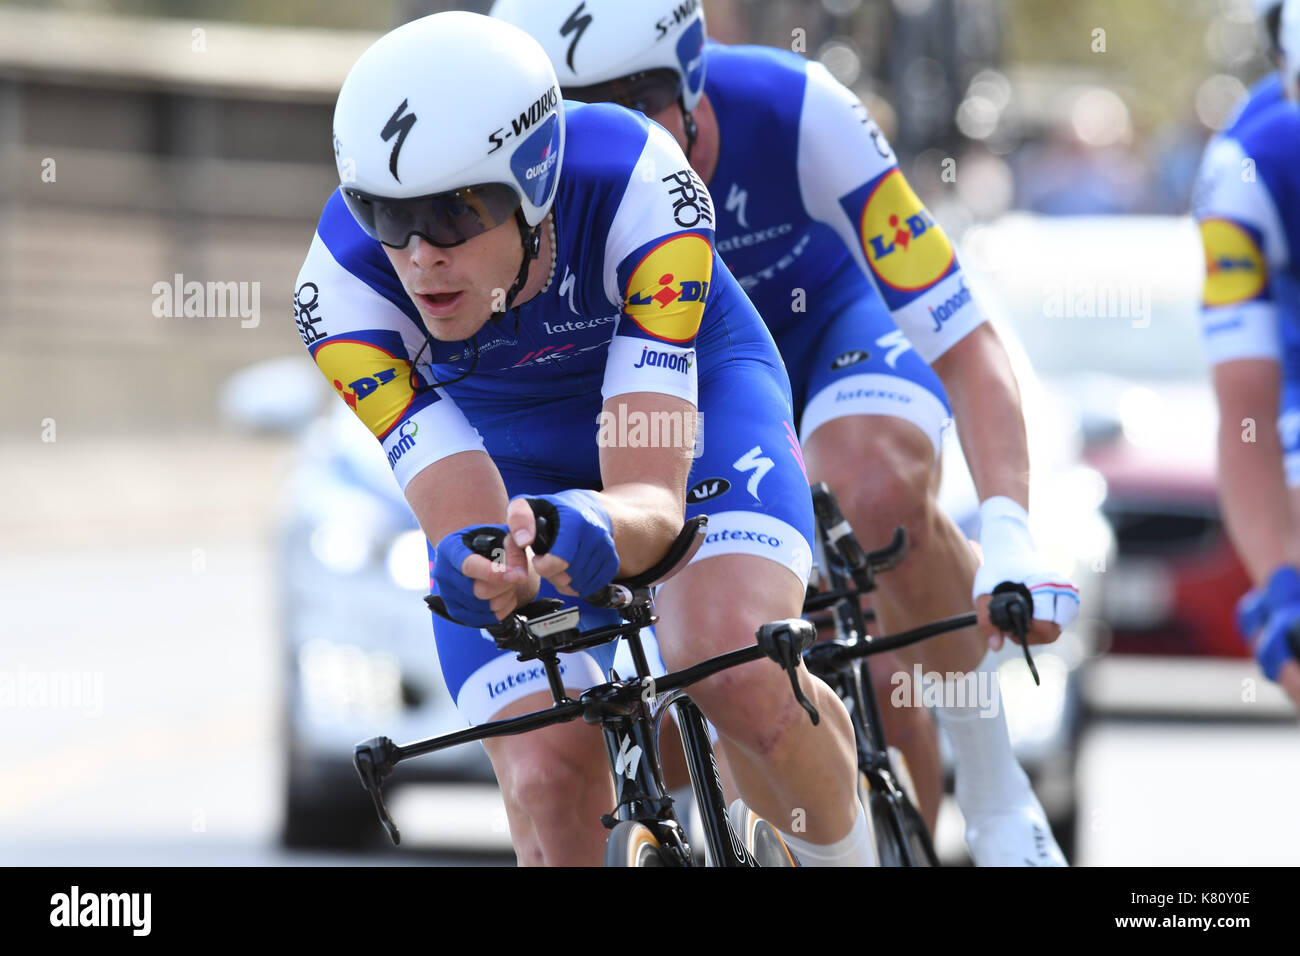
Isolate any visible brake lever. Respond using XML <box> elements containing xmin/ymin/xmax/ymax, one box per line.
<box><xmin>756</xmin><ymin>619</ymin><xmax>820</xmax><ymax>726</ymax></box>
<box><xmin>354</xmin><ymin>736</ymin><xmax>402</xmax><ymax>845</ymax></box>
<box><xmin>990</xmin><ymin>583</ymin><xmax>1039</xmax><ymax>686</ymax></box>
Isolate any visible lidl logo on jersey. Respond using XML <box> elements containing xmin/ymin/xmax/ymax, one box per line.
<box><xmin>1200</xmin><ymin>218</ymin><xmax>1266</xmax><ymax>307</ymax></box>
<box><xmin>846</xmin><ymin>169</ymin><xmax>955</xmax><ymax>297</ymax></box>
<box><xmin>623</xmin><ymin>233</ymin><xmax>714</xmax><ymax>343</ymax></box>
<box><xmin>313</xmin><ymin>337</ymin><xmax>418</xmax><ymax>439</ymax></box>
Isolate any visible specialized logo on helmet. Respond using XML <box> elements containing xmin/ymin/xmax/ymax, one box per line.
<box><xmin>559</xmin><ymin>2</ymin><xmax>593</xmax><ymax>73</ymax></box>
<box><xmin>381</xmin><ymin>99</ymin><xmax>417</xmax><ymax>184</ymax></box>
<box><xmin>656</xmin><ymin>0</ymin><xmax>700</xmax><ymax>39</ymax></box>
<box><xmin>623</xmin><ymin>233</ymin><xmax>713</xmax><ymax>343</ymax></box>
<box><xmin>489</xmin><ymin>85</ymin><xmax>560</xmax><ymax>155</ymax></box>
<box><xmin>1200</xmin><ymin>218</ymin><xmax>1266</xmax><ymax>307</ymax></box>
<box><xmin>857</xmin><ymin>170</ymin><xmax>954</xmax><ymax>292</ymax></box>
<box><xmin>314</xmin><ymin>338</ymin><xmax>417</xmax><ymax>439</ymax></box>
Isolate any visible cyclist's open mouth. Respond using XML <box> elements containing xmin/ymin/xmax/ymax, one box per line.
<box><xmin>417</xmin><ymin>290</ymin><xmax>464</xmax><ymax>317</ymax></box>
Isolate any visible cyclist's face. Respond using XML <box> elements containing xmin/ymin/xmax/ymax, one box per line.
<box><xmin>382</xmin><ymin>218</ymin><xmax>523</xmax><ymax>341</ymax></box>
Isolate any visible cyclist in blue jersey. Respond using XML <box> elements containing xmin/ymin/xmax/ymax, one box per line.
<box><xmin>1195</xmin><ymin>0</ymin><xmax>1300</xmax><ymax>709</ymax></box>
<box><xmin>493</xmin><ymin>0</ymin><xmax>1080</xmax><ymax>866</ymax></box>
<box><xmin>1225</xmin><ymin>0</ymin><xmax>1287</xmax><ymax>134</ymax></box>
<box><xmin>295</xmin><ymin>11</ymin><xmax>874</xmax><ymax>866</ymax></box>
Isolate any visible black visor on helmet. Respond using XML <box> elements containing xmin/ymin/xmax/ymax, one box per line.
<box><xmin>342</xmin><ymin>182</ymin><xmax>521</xmax><ymax>249</ymax></box>
<box><xmin>563</xmin><ymin>68</ymin><xmax>682</xmax><ymax>117</ymax></box>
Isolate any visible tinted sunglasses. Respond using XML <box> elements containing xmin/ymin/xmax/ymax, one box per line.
<box><xmin>563</xmin><ymin>68</ymin><xmax>682</xmax><ymax>117</ymax></box>
<box><xmin>342</xmin><ymin>182</ymin><xmax>520</xmax><ymax>249</ymax></box>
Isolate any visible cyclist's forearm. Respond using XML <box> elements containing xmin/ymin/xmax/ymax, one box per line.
<box><xmin>1211</xmin><ymin>360</ymin><xmax>1298</xmax><ymax>584</ymax></box>
<box><xmin>595</xmin><ymin>481</ymin><xmax>688</xmax><ymax>578</ymax></box>
<box><xmin>405</xmin><ymin>450</ymin><xmax>511</xmax><ymax>544</ymax></box>
<box><xmin>595</xmin><ymin>392</ymin><xmax>696</xmax><ymax>577</ymax></box>
<box><xmin>931</xmin><ymin>323</ymin><xmax>1030</xmax><ymax>508</ymax></box>
<box><xmin>1216</xmin><ymin>410</ymin><xmax>1294</xmax><ymax>585</ymax></box>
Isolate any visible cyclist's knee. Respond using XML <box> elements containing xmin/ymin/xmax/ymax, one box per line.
<box><xmin>489</xmin><ymin>730</ymin><xmax>609</xmax><ymax>865</ymax></box>
<box><xmin>693</xmin><ymin>662</ymin><xmax>807</xmax><ymax>758</ymax></box>
<box><xmin>817</xmin><ymin>422</ymin><xmax>937</xmax><ymax>550</ymax></box>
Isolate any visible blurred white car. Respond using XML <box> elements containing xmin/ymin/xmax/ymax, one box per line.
<box><xmin>223</xmin><ymin>357</ymin><xmax>494</xmax><ymax>849</ymax></box>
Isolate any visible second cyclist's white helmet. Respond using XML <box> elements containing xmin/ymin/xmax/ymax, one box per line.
<box><xmin>332</xmin><ymin>11</ymin><xmax>564</xmax><ymax>227</ymax></box>
<box><xmin>489</xmin><ymin>0</ymin><xmax>707</xmax><ymax>111</ymax></box>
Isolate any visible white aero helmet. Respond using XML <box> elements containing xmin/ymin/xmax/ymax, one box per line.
<box><xmin>490</xmin><ymin>0</ymin><xmax>707</xmax><ymax>135</ymax></box>
<box><xmin>333</xmin><ymin>11</ymin><xmax>564</xmax><ymax>250</ymax></box>
<box><xmin>1284</xmin><ymin>0</ymin><xmax>1300</xmax><ymax>99</ymax></box>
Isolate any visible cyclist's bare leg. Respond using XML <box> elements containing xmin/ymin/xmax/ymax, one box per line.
<box><xmin>481</xmin><ymin>690</ymin><xmax>614</xmax><ymax>866</ymax></box>
<box><xmin>866</xmin><ymin>650</ymin><xmax>942</xmax><ymax>833</ymax></box>
<box><xmin>804</xmin><ymin>415</ymin><xmax>975</xmax><ymax>816</ymax></box>
<box><xmin>654</xmin><ymin>554</ymin><xmax>862</xmax><ymax>851</ymax></box>
<box><xmin>804</xmin><ymin>413</ymin><xmax>1065</xmax><ymax>865</ymax></box>
<box><xmin>805</xmin><ymin>415</ymin><xmax>982</xmax><ymax>673</ymax></box>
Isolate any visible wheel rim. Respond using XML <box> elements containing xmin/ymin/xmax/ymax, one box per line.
<box><xmin>631</xmin><ymin>828</ymin><xmax>664</xmax><ymax>866</ymax></box>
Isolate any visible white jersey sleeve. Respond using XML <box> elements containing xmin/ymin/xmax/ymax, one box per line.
<box><xmin>295</xmin><ymin>229</ymin><xmax>485</xmax><ymax>491</ymax></box>
<box><xmin>1192</xmin><ymin>135</ymin><xmax>1289</xmax><ymax>365</ymax></box>
<box><xmin>796</xmin><ymin>61</ymin><xmax>984</xmax><ymax>363</ymax></box>
<box><xmin>599</xmin><ymin>121</ymin><xmax>715</xmax><ymax>407</ymax></box>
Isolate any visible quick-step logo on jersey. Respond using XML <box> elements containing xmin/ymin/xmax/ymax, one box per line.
<box><xmin>623</xmin><ymin>232</ymin><xmax>714</xmax><ymax>343</ymax></box>
<box><xmin>1200</xmin><ymin>218</ymin><xmax>1267</xmax><ymax>307</ymax></box>
<box><xmin>312</xmin><ymin>334</ymin><xmax>421</xmax><ymax>439</ymax></box>
<box><xmin>843</xmin><ymin>168</ymin><xmax>956</xmax><ymax>300</ymax></box>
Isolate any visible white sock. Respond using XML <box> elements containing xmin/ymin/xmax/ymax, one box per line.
<box><xmin>932</xmin><ymin>650</ymin><xmax>1031</xmax><ymax>814</ymax></box>
<box><xmin>777</xmin><ymin>803</ymin><xmax>876</xmax><ymax>867</ymax></box>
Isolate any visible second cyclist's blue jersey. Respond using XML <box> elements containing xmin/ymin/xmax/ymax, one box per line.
<box><xmin>1223</xmin><ymin>72</ymin><xmax>1285</xmax><ymax>138</ymax></box>
<box><xmin>700</xmin><ymin>41</ymin><xmax>984</xmax><ymax>363</ymax></box>
<box><xmin>1194</xmin><ymin>98</ymin><xmax>1300</xmax><ymax>366</ymax></box>
<box><xmin>294</xmin><ymin>100</ymin><xmax>780</xmax><ymax>490</ymax></box>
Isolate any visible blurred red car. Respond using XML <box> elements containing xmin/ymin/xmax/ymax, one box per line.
<box><xmin>959</xmin><ymin>215</ymin><xmax>1291</xmax><ymax>715</ymax></box>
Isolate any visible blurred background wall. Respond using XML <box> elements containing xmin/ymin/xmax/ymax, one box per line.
<box><xmin>0</xmin><ymin>0</ymin><xmax>1273</xmax><ymax>439</ymax></box>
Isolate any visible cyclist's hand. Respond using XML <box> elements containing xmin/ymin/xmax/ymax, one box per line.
<box><xmin>971</xmin><ymin>497</ymin><xmax>1080</xmax><ymax>650</ymax></box>
<box><xmin>1237</xmin><ymin>566</ymin><xmax>1300</xmax><ymax>708</ymax></box>
<box><xmin>508</xmin><ymin>490</ymin><xmax>619</xmax><ymax>599</ymax></box>
<box><xmin>433</xmin><ymin>524</ymin><xmax>537</xmax><ymax>626</ymax></box>
<box><xmin>976</xmin><ymin>593</ymin><xmax>1063</xmax><ymax>650</ymax></box>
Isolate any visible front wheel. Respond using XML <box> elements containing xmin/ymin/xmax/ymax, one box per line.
<box><xmin>605</xmin><ymin>821</ymin><xmax>670</xmax><ymax>867</ymax></box>
<box><xmin>861</xmin><ymin>773</ymin><xmax>937</xmax><ymax>867</ymax></box>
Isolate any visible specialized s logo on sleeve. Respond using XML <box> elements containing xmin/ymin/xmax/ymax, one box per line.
<box><xmin>841</xmin><ymin>168</ymin><xmax>956</xmax><ymax>304</ymax></box>
<box><xmin>311</xmin><ymin>333</ymin><xmax>421</xmax><ymax>439</ymax></box>
<box><xmin>623</xmin><ymin>232</ymin><xmax>714</xmax><ymax>343</ymax></box>
<box><xmin>1200</xmin><ymin>218</ymin><xmax>1267</xmax><ymax>307</ymax></box>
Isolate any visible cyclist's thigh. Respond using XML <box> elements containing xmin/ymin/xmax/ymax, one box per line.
<box><xmin>788</xmin><ymin>283</ymin><xmax>952</xmax><ymax>463</ymax></box>
<box><xmin>477</xmin><ymin>689</ymin><xmax>611</xmax><ymax>799</ymax></box>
